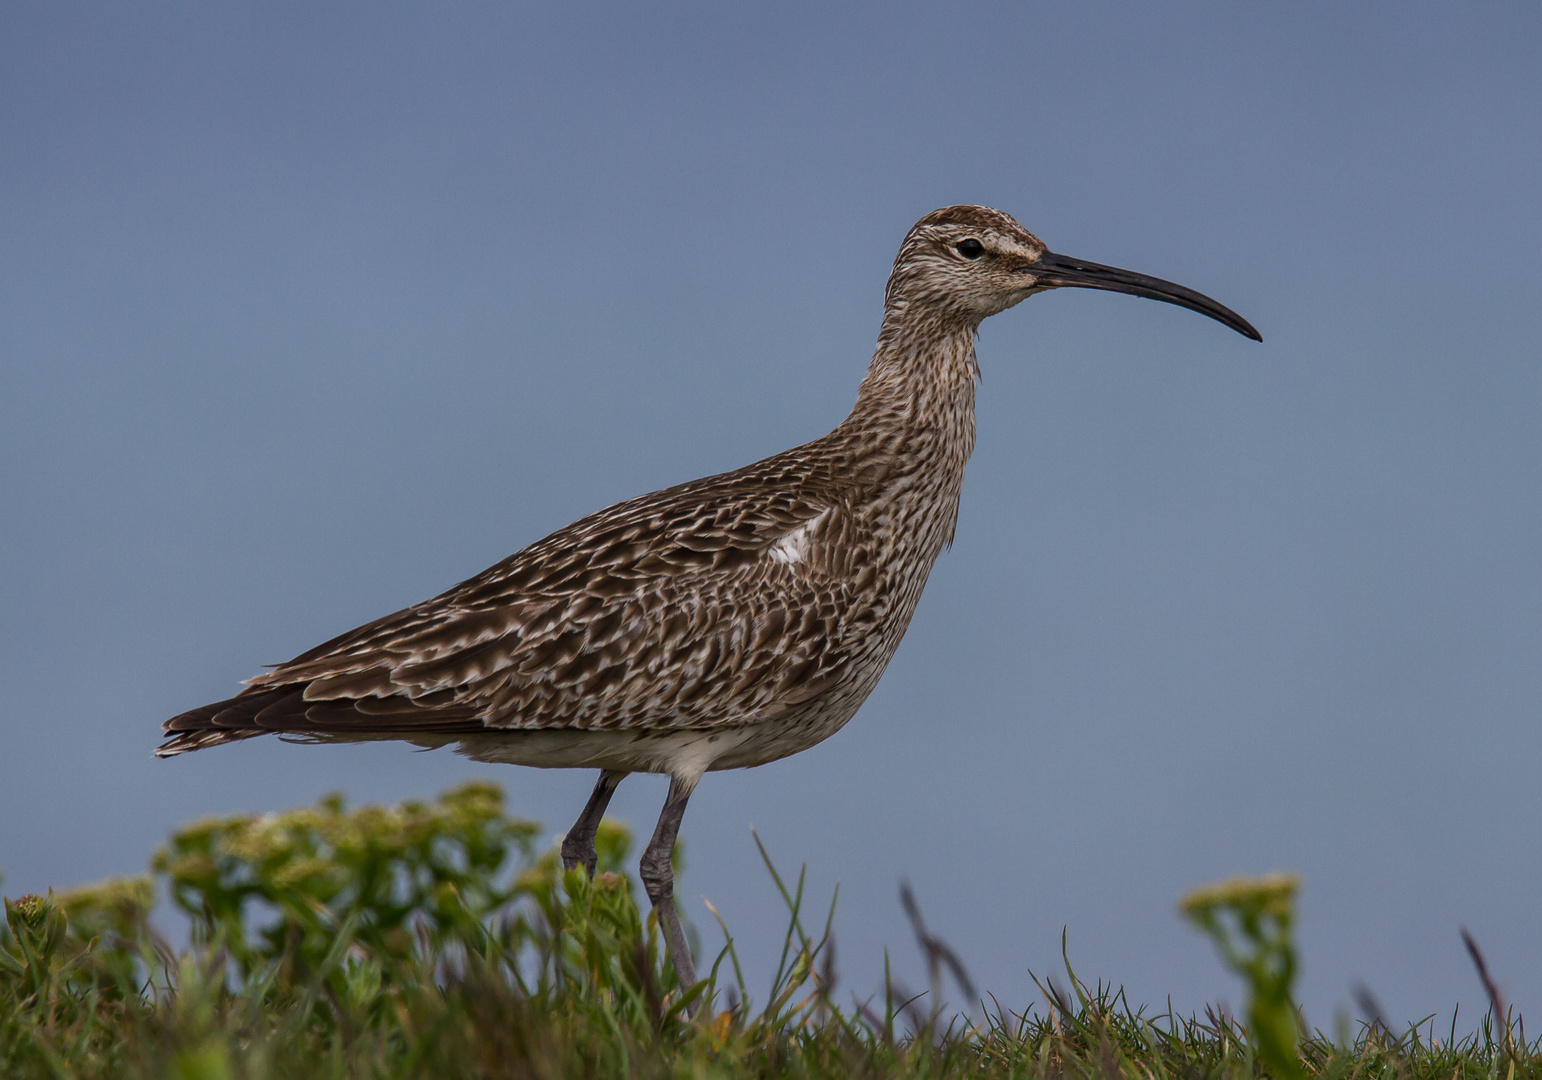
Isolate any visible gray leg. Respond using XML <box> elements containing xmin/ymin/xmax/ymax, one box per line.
<box><xmin>561</xmin><ymin>769</ymin><xmax>626</xmax><ymax>877</ymax></box>
<box><xmin>638</xmin><ymin>776</ymin><xmax>699</xmax><ymax>993</ymax></box>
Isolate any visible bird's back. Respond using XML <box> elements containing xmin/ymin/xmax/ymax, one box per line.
<box><xmin>158</xmin><ymin>415</ymin><xmax>959</xmax><ymax>763</ymax></box>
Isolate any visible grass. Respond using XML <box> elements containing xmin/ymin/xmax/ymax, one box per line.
<box><xmin>1</xmin><ymin>780</ymin><xmax>1536</xmax><ymax>1079</ymax></box>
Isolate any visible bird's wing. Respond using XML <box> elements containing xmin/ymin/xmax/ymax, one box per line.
<box><xmin>160</xmin><ymin>451</ymin><xmax>876</xmax><ymax>751</ymax></box>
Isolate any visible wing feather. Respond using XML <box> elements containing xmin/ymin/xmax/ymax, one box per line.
<box><xmin>160</xmin><ymin>441</ymin><xmax>876</xmax><ymax>753</ymax></box>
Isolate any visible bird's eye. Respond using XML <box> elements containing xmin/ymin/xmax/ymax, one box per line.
<box><xmin>955</xmin><ymin>238</ymin><xmax>985</xmax><ymax>259</ymax></box>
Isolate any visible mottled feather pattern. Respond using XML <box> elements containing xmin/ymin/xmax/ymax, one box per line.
<box><xmin>163</xmin><ymin>427</ymin><xmax>925</xmax><ymax>747</ymax></box>
<box><xmin>159</xmin><ymin>206</ymin><xmax>1009</xmax><ymax>769</ymax></box>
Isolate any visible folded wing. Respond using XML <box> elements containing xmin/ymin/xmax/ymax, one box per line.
<box><xmin>159</xmin><ymin>455</ymin><xmax>872</xmax><ymax>756</ymax></box>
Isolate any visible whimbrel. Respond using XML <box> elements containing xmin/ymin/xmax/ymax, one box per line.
<box><xmin>159</xmin><ymin>206</ymin><xmax>1259</xmax><ymax>990</ymax></box>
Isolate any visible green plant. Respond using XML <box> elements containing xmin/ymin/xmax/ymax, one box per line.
<box><xmin>151</xmin><ymin>781</ymin><xmax>540</xmax><ymax>981</ymax></box>
<box><xmin>1180</xmin><ymin>872</ymin><xmax>1303</xmax><ymax>1080</ymax></box>
<box><xmin>4</xmin><ymin>787</ymin><xmax>1539</xmax><ymax>1079</ymax></box>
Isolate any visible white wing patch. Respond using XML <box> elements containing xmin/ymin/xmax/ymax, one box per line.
<box><xmin>766</xmin><ymin>508</ymin><xmax>830</xmax><ymax>566</ymax></box>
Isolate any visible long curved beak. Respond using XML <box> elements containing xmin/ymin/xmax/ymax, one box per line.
<box><xmin>1029</xmin><ymin>251</ymin><xmax>1261</xmax><ymax>341</ymax></box>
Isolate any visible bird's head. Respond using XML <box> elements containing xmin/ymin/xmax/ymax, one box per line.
<box><xmin>887</xmin><ymin>205</ymin><xmax>1260</xmax><ymax>341</ymax></box>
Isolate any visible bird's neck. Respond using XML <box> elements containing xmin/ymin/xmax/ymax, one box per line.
<box><xmin>842</xmin><ymin>306</ymin><xmax>980</xmax><ymax>467</ymax></box>
<box><xmin>827</xmin><ymin>306</ymin><xmax>980</xmax><ymax>571</ymax></box>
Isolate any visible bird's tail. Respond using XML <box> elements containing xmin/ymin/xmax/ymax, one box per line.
<box><xmin>155</xmin><ymin>688</ymin><xmax>295</xmax><ymax>757</ymax></box>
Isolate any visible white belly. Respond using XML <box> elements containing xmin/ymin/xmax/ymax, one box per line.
<box><xmin>440</xmin><ymin>662</ymin><xmax>880</xmax><ymax>782</ymax></box>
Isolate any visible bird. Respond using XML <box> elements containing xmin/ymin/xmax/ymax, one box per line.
<box><xmin>159</xmin><ymin>205</ymin><xmax>1260</xmax><ymax>992</ymax></box>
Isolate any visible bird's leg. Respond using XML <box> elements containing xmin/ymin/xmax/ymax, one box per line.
<box><xmin>560</xmin><ymin>769</ymin><xmax>626</xmax><ymax>877</ymax></box>
<box><xmin>638</xmin><ymin>776</ymin><xmax>699</xmax><ymax>994</ymax></box>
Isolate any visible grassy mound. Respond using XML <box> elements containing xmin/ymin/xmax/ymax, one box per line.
<box><xmin>1</xmin><ymin>782</ymin><xmax>1533</xmax><ymax>1078</ymax></box>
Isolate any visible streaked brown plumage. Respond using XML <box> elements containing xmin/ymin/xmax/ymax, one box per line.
<box><xmin>160</xmin><ymin>205</ymin><xmax>1259</xmax><ymax>992</ymax></box>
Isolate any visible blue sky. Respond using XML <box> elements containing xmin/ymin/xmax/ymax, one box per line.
<box><xmin>3</xmin><ymin>1</ymin><xmax>1540</xmax><ymax>1026</ymax></box>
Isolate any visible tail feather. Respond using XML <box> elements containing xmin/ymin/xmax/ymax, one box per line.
<box><xmin>156</xmin><ymin>685</ymin><xmax>488</xmax><ymax>758</ymax></box>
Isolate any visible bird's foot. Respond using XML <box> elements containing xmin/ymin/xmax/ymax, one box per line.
<box><xmin>639</xmin><ymin>776</ymin><xmax>699</xmax><ymax>1012</ymax></box>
